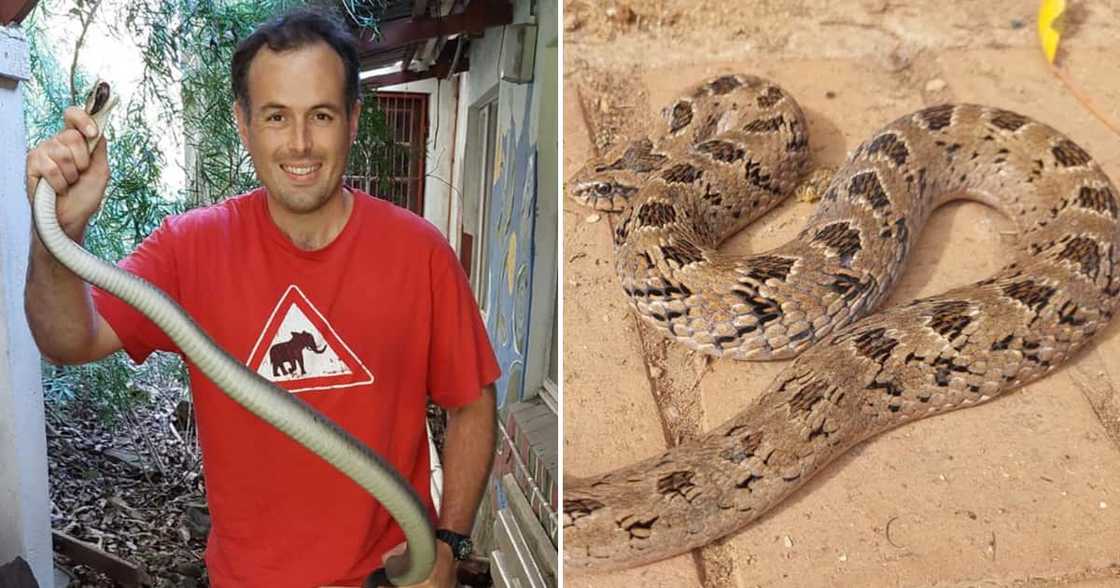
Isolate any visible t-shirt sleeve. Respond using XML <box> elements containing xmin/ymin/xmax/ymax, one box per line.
<box><xmin>90</xmin><ymin>217</ymin><xmax>182</xmax><ymax>364</ymax></box>
<box><xmin>427</xmin><ymin>245</ymin><xmax>501</xmax><ymax>408</ymax></box>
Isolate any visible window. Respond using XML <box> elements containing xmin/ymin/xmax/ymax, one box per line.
<box><xmin>346</xmin><ymin>92</ymin><xmax>428</xmax><ymax>216</ymax></box>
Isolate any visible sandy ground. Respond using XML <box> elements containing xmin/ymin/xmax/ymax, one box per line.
<box><xmin>562</xmin><ymin>1</ymin><xmax>1120</xmax><ymax>587</ymax></box>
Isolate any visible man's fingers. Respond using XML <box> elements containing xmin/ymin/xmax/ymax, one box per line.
<box><xmin>31</xmin><ymin>152</ymin><xmax>69</xmax><ymax>196</ymax></box>
<box><xmin>45</xmin><ymin>138</ymin><xmax>80</xmax><ymax>185</ymax></box>
<box><xmin>63</xmin><ymin>128</ymin><xmax>92</xmax><ymax>171</ymax></box>
<box><xmin>62</xmin><ymin>106</ymin><xmax>100</xmax><ymax>141</ymax></box>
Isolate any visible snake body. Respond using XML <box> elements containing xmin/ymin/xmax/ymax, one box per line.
<box><xmin>564</xmin><ymin>74</ymin><xmax>1120</xmax><ymax>570</ymax></box>
<box><xmin>32</xmin><ymin>82</ymin><xmax>434</xmax><ymax>586</ymax></box>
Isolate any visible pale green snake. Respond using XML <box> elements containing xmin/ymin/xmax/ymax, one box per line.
<box><xmin>31</xmin><ymin>81</ymin><xmax>435</xmax><ymax>586</ymax></box>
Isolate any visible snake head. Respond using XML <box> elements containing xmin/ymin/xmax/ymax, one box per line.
<box><xmin>85</xmin><ymin>80</ymin><xmax>112</xmax><ymax>116</ymax></box>
<box><xmin>81</xmin><ymin>80</ymin><xmax>118</xmax><ymax>150</ymax></box>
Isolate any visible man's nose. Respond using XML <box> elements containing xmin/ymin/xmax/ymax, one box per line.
<box><xmin>288</xmin><ymin>119</ymin><xmax>312</xmax><ymax>153</ymax></box>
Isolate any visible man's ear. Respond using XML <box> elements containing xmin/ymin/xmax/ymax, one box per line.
<box><xmin>349</xmin><ymin>99</ymin><xmax>363</xmax><ymax>143</ymax></box>
<box><xmin>233</xmin><ymin>102</ymin><xmax>250</xmax><ymax>148</ymax></box>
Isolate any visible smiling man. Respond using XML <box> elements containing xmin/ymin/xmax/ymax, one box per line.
<box><xmin>24</xmin><ymin>7</ymin><xmax>498</xmax><ymax>588</ymax></box>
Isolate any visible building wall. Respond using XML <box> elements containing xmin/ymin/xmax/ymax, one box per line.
<box><xmin>0</xmin><ymin>24</ymin><xmax>54</xmax><ymax>587</ymax></box>
<box><xmin>462</xmin><ymin>0</ymin><xmax>556</xmax><ymax>411</ymax></box>
<box><xmin>456</xmin><ymin>0</ymin><xmax>559</xmax><ymax>582</ymax></box>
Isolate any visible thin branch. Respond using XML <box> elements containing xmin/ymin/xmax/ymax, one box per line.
<box><xmin>1049</xmin><ymin>63</ymin><xmax>1120</xmax><ymax>135</ymax></box>
<box><xmin>68</xmin><ymin>0</ymin><xmax>105</xmax><ymax>104</ymax></box>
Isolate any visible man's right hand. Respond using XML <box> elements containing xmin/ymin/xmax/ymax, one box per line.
<box><xmin>25</xmin><ymin>105</ymin><xmax>109</xmax><ymax>237</ymax></box>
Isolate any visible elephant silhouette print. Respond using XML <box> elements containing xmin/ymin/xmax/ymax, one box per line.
<box><xmin>245</xmin><ymin>285</ymin><xmax>373</xmax><ymax>391</ymax></box>
<box><xmin>269</xmin><ymin>330</ymin><xmax>328</xmax><ymax>377</ymax></box>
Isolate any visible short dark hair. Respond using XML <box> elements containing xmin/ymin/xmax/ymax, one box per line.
<box><xmin>231</xmin><ymin>6</ymin><xmax>361</xmax><ymax>118</ymax></box>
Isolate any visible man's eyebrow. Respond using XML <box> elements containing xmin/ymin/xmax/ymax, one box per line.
<box><xmin>258</xmin><ymin>102</ymin><xmax>341</xmax><ymax>112</ymax></box>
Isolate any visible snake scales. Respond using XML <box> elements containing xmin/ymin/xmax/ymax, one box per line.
<box><xmin>564</xmin><ymin>74</ymin><xmax>1120</xmax><ymax>571</ymax></box>
<box><xmin>32</xmin><ymin>82</ymin><xmax>433</xmax><ymax>586</ymax></box>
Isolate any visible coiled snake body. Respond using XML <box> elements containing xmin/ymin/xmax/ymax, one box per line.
<box><xmin>564</xmin><ymin>74</ymin><xmax>1120</xmax><ymax>570</ymax></box>
<box><xmin>32</xmin><ymin>82</ymin><xmax>434</xmax><ymax>586</ymax></box>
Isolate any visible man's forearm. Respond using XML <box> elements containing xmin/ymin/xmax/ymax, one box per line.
<box><xmin>25</xmin><ymin>228</ymin><xmax>99</xmax><ymax>364</ymax></box>
<box><xmin>437</xmin><ymin>385</ymin><xmax>497</xmax><ymax>534</ymax></box>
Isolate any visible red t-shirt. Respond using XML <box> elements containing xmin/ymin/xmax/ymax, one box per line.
<box><xmin>92</xmin><ymin>187</ymin><xmax>500</xmax><ymax>587</ymax></box>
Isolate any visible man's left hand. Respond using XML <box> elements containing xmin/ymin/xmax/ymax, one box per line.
<box><xmin>320</xmin><ymin>542</ymin><xmax>456</xmax><ymax>588</ymax></box>
<box><xmin>374</xmin><ymin>540</ymin><xmax>456</xmax><ymax>588</ymax></box>
<box><xmin>407</xmin><ymin>541</ymin><xmax>457</xmax><ymax>587</ymax></box>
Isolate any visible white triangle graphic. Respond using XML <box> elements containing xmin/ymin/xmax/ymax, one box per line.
<box><xmin>257</xmin><ymin>304</ymin><xmax>352</xmax><ymax>382</ymax></box>
<box><xmin>246</xmin><ymin>285</ymin><xmax>374</xmax><ymax>393</ymax></box>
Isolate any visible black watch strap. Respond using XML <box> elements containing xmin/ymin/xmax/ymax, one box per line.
<box><xmin>436</xmin><ymin>529</ymin><xmax>474</xmax><ymax>561</ymax></box>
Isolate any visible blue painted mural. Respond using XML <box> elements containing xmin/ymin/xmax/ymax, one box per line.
<box><xmin>483</xmin><ymin>83</ymin><xmax>538</xmax><ymax>411</ymax></box>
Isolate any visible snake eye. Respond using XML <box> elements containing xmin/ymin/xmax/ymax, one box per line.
<box><xmin>595</xmin><ymin>183</ymin><xmax>613</xmax><ymax>195</ymax></box>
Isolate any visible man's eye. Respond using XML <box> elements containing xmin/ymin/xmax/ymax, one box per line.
<box><xmin>316</xmin><ymin>112</ymin><xmax>333</xmax><ymax>122</ymax></box>
<box><xmin>267</xmin><ymin>113</ymin><xmax>283</xmax><ymax>122</ymax></box>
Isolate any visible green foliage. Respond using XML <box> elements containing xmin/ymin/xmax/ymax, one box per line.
<box><xmin>116</xmin><ymin>0</ymin><xmax>392</xmax><ymax>206</ymax></box>
<box><xmin>25</xmin><ymin>0</ymin><xmax>394</xmax><ymax>420</ymax></box>
<box><xmin>348</xmin><ymin>90</ymin><xmax>401</xmax><ymax>196</ymax></box>
<box><xmin>25</xmin><ymin>1</ymin><xmax>187</xmax><ymax>420</ymax></box>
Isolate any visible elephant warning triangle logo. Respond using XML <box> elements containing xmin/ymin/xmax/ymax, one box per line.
<box><xmin>246</xmin><ymin>285</ymin><xmax>374</xmax><ymax>393</ymax></box>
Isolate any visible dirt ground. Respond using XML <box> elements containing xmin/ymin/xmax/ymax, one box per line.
<box><xmin>562</xmin><ymin>1</ymin><xmax>1120</xmax><ymax>587</ymax></box>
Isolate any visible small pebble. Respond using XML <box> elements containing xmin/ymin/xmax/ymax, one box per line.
<box><xmin>925</xmin><ymin>78</ymin><xmax>947</xmax><ymax>93</ymax></box>
<box><xmin>649</xmin><ymin>366</ymin><xmax>663</xmax><ymax>379</ymax></box>
<box><xmin>838</xmin><ymin>553</ymin><xmax>848</xmax><ymax>562</ymax></box>
<box><xmin>783</xmin><ymin>535</ymin><xmax>794</xmax><ymax>548</ymax></box>
<box><xmin>1010</xmin><ymin>18</ymin><xmax>1024</xmax><ymax>29</ymax></box>
<box><xmin>825</xmin><ymin>90</ymin><xmax>837</xmax><ymax>99</ymax></box>
<box><xmin>885</xmin><ymin>46</ymin><xmax>912</xmax><ymax>72</ymax></box>
<box><xmin>564</xmin><ymin>12</ymin><xmax>584</xmax><ymax>32</ymax></box>
<box><xmin>586</xmin><ymin>213</ymin><xmax>601</xmax><ymax>223</ymax></box>
<box><xmin>1101</xmin><ymin>501</ymin><xmax>1108</xmax><ymax>509</ymax></box>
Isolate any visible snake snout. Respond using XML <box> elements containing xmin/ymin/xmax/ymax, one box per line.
<box><xmin>88</xmin><ymin>81</ymin><xmax>112</xmax><ymax>116</ymax></box>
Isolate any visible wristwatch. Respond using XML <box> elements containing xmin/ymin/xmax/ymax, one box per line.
<box><xmin>436</xmin><ymin>529</ymin><xmax>474</xmax><ymax>561</ymax></box>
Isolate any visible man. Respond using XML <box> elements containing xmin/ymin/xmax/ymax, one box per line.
<box><xmin>24</xmin><ymin>7</ymin><xmax>498</xmax><ymax>587</ymax></box>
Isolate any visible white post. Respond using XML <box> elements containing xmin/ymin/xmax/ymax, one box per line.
<box><xmin>0</xmin><ymin>23</ymin><xmax>54</xmax><ymax>588</ymax></box>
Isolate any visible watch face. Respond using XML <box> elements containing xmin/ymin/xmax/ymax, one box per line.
<box><xmin>455</xmin><ymin>538</ymin><xmax>473</xmax><ymax>559</ymax></box>
<box><xmin>439</xmin><ymin>531</ymin><xmax>474</xmax><ymax>560</ymax></box>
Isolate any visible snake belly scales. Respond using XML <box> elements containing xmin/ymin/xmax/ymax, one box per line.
<box><xmin>31</xmin><ymin>82</ymin><xmax>434</xmax><ymax>586</ymax></box>
<box><xmin>564</xmin><ymin>74</ymin><xmax>1120</xmax><ymax>571</ymax></box>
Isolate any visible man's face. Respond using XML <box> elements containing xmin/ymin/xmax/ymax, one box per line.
<box><xmin>235</xmin><ymin>40</ymin><xmax>360</xmax><ymax>214</ymax></box>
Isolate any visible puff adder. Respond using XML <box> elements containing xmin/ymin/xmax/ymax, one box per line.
<box><xmin>564</xmin><ymin>74</ymin><xmax>1120</xmax><ymax>571</ymax></box>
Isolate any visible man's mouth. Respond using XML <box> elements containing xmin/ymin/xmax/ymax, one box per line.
<box><xmin>280</xmin><ymin>163</ymin><xmax>322</xmax><ymax>178</ymax></box>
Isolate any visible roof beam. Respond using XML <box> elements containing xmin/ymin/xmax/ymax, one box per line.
<box><xmin>362</xmin><ymin>40</ymin><xmax>468</xmax><ymax>88</ymax></box>
<box><xmin>361</xmin><ymin>59</ymin><xmax>464</xmax><ymax>87</ymax></box>
<box><xmin>358</xmin><ymin>0</ymin><xmax>512</xmax><ymax>51</ymax></box>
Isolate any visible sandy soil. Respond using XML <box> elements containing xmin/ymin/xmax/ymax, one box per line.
<box><xmin>562</xmin><ymin>1</ymin><xmax>1120</xmax><ymax>587</ymax></box>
